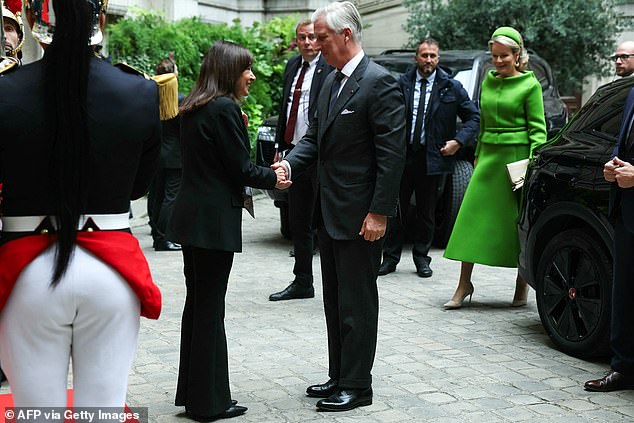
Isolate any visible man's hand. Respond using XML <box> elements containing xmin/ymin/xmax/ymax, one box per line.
<box><xmin>604</xmin><ymin>157</ymin><xmax>619</xmax><ymax>182</ymax></box>
<box><xmin>439</xmin><ymin>140</ymin><xmax>460</xmax><ymax>156</ymax></box>
<box><xmin>272</xmin><ymin>163</ymin><xmax>292</xmax><ymax>190</ymax></box>
<box><xmin>359</xmin><ymin>212</ymin><xmax>387</xmax><ymax>242</ymax></box>
<box><xmin>613</xmin><ymin>157</ymin><xmax>634</xmax><ymax>188</ymax></box>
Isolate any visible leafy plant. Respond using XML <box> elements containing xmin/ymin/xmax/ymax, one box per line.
<box><xmin>403</xmin><ymin>0</ymin><xmax>624</xmax><ymax>94</ymax></box>
<box><xmin>106</xmin><ymin>10</ymin><xmax>299</xmax><ymax>146</ymax></box>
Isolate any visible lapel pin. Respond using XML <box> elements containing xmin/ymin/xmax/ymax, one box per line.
<box><xmin>317</xmin><ymin>69</ymin><xmax>322</xmax><ymax>74</ymax></box>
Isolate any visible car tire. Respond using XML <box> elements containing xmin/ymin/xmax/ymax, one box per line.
<box><xmin>535</xmin><ymin>228</ymin><xmax>612</xmax><ymax>358</ymax></box>
<box><xmin>279</xmin><ymin>202</ymin><xmax>292</xmax><ymax>240</ymax></box>
<box><xmin>433</xmin><ymin>160</ymin><xmax>473</xmax><ymax>248</ymax></box>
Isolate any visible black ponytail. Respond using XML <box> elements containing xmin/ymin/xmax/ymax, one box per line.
<box><xmin>44</xmin><ymin>0</ymin><xmax>94</xmax><ymax>285</ymax></box>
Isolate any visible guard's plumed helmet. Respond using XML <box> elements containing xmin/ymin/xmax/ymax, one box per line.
<box><xmin>2</xmin><ymin>0</ymin><xmax>25</xmax><ymax>58</ymax></box>
<box><xmin>25</xmin><ymin>0</ymin><xmax>108</xmax><ymax>45</ymax></box>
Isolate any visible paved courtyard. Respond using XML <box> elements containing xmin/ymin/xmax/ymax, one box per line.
<box><xmin>4</xmin><ymin>194</ymin><xmax>633</xmax><ymax>422</ymax></box>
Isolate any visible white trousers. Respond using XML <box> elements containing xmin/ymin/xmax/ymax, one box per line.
<box><xmin>0</xmin><ymin>246</ymin><xmax>140</xmax><ymax>408</ymax></box>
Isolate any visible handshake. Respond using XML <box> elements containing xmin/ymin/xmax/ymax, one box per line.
<box><xmin>271</xmin><ymin>162</ymin><xmax>292</xmax><ymax>190</ymax></box>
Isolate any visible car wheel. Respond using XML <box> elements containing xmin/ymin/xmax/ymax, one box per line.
<box><xmin>279</xmin><ymin>203</ymin><xmax>292</xmax><ymax>240</ymax></box>
<box><xmin>535</xmin><ymin>228</ymin><xmax>612</xmax><ymax>358</ymax></box>
<box><xmin>433</xmin><ymin>160</ymin><xmax>473</xmax><ymax>248</ymax></box>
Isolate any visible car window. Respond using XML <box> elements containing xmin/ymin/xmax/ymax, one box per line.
<box><xmin>454</xmin><ymin>69</ymin><xmax>476</xmax><ymax>99</ymax></box>
<box><xmin>569</xmin><ymin>85</ymin><xmax>629</xmax><ymax>140</ymax></box>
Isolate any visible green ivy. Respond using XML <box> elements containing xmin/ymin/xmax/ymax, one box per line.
<box><xmin>106</xmin><ymin>10</ymin><xmax>299</xmax><ymax>148</ymax></box>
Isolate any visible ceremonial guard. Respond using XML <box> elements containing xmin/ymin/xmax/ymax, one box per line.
<box><xmin>0</xmin><ymin>0</ymin><xmax>172</xmax><ymax>408</ymax></box>
<box><xmin>0</xmin><ymin>0</ymin><xmax>24</xmax><ymax>71</ymax></box>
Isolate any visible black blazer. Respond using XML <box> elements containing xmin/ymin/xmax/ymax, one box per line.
<box><xmin>0</xmin><ymin>57</ymin><xmax>160</xmax><ymax>216</ymax></box>
<box><xmin>168</xmin><ymin>96</ymin><xmax>277</xmax><ymax>251</ymax></box>
<box><xmin>612</xmin><ymin>87</ymin><xmax>634</xmax><ymax>230</ymax></box>
<box><xmin>286</xmin><ymin>55</ymin><xmax>406</xmax><ymax>240</ymax></box>
<box><xmin>275</xmin><ymin>54</ymin><xmax>332</xmax><ymax>150</ymax></box>
<box><xmin>161</xmin><ymin>92</ymin><xmax>185</xmax><ymax>169</ymax></box>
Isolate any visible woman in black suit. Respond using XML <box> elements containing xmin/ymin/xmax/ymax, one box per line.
<box><xmin>168</xmin><ymin>41</ymin><xmax>287</xmax><ymax>421</ymax></box>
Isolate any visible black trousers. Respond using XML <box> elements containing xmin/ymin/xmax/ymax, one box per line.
<box><xmin>382</xmin><ymin>148</ymin><xmax>443</xmax><ymax>269</ymax></box>
<box><xmin>611</xmin><ymin>216</ymin><xmax>634</xmax><ymax>374</ymax></box>
<box><xmin>318</xmin><ymin>224</ymin><xmax>382</xmax><ymax>388</ymax></box>
<box><xmin>147</xmin><ymin>168</ymin><xmax>182</xmax><ymax>243</ymax></box>
<box><xmin>175</xmin><ymin>246</ymin><xmax>234</xmax><ymax>417</ymax></box>
<box><xmin>288</xmin><ymin>165</ymin><xmax>317</xmax><ymax>285</ymax></box>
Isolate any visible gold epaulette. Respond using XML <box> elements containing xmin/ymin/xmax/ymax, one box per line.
<box><xmin>113</xmin><ymin>62</ymin><xmax>150</xmax><ymax>80</ymax></box>
<box><xmin>0</xmin><ymin>56</ymin><xmax>19</xmax><ymax>75</ymax></box>
<box><xmin>151</xmin><ymin>72</ymin><xmax>179</xmax><ymax>121</ymax></box>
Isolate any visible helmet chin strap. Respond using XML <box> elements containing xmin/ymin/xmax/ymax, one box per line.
<box><xmin>0</xmin><ymin>5</ymin><xmax>6</xmax><ymax>57</ymax></box>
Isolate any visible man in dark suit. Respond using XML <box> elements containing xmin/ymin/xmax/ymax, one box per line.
<box><xmin>275</xmin><ymin>1</ymin><xmax>406</xmax><ymax>412</ymax></box>
<box><xmin>148</xmin><ymin>58</ymin><xmax>183</xmax><ymax>251</ymax></box>
<box><xmin>585</xmin><ymin>86</ymin><xmax>634</xmax><ymax>392</ymax></box>
<box><xmin>379</xmin><ymin>38</ymin><xmax>479</xmax><ymax>278</ymax></box>
<box><xmin>269</xmin><ymin>19</ymin><xmax>332</xmax><ymax>301</ymax></box>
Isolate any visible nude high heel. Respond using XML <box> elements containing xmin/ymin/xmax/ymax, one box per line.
<box><xmin>512</xmin><ymin>277</ymin><xmax>529</xmax><ymax>307</ymax></box>
<box><xmin>443</xmin><ymin>283</ymin><xmax>474</xmax><ymax>310</ymax></box>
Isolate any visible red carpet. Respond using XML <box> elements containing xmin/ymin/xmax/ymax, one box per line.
<box><xmin>0</xmin><ymin>391</ymin><xmax>139</xmax><ymax>422</ymax></box>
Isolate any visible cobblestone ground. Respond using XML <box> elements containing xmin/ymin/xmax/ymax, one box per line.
<box><xmin>3</xmin><ymin>195</ymin><xmax>633</xmax><ymax>422</ymax></box>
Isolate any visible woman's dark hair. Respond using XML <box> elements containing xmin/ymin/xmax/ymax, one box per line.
<box><xmin>44</xmin><ymin>0</ymin><xmax>94</xmax><ymax>284</ymax></box>
<box><xmin>180</xmin><ymin>41</ymin><xmax>253</xmax><ymax>114</ymax></box>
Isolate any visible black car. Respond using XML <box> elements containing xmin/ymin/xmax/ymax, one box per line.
<box><xmin>256</xmin><ymin>49</ymin><xmax>568</xmax><ymax>243</ymax></box>
<box><xmin>518</xmin><ymin>76</ymin><xmax>634</xmax><ymax>358</ymax></box>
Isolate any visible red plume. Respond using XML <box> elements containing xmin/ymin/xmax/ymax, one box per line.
<box><xmin>5</xmin><ymin>0</ymin><xmax>22</xmax><ymax>15</ymax></box>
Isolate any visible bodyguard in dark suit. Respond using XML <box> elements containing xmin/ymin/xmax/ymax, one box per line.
<box><xmin>379</xmin><ymin>38</ymin><xmax>479</xmax><ymax>278</ymax></box>
<box><xmin>586</xmin><ymin>86</ymin><xmax>634</xmax><ymax>392</ymax></box>
<box><xmin>147</xmin><ymin>58</ymin><xmax>184</xmax><ymax>251</ymax></box>
<box><xmin>276</xmin><ymin>1</ymin><xmax>406</xmax><ymax>411</ymax></box>
<box><xmin>269</xmin><ymin>19</ymin><xmax>333</xmax><ymax>301</ymax></box>
<box><xmin>168</xmin><ymin>41</ymin><xmax>287</xmax><ymax>420</ymax></box>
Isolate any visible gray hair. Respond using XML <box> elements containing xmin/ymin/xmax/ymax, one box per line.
<box><xmin>488</xmin><ymin>35</ymin><xmax>529</xmax><ymax>71</ymax></box>
<box><xmin>312</xmin><ymin>1</ymin><xmax>363</xmax><ymax>45</ymax></box>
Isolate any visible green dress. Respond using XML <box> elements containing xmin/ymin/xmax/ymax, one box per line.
<box><xmin>444</xmin><ymin>70</ymin><xmax>547</xmax><ymax>267</ymax></box>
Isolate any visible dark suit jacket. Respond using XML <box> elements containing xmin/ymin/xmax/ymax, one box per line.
<box><xmin>613</xmin><ymin>87</ymin><xmax>634</xmax><ymax>230</ymax></box>
<box><xmin>0</xmin><ymin>57</ymin><xmax>160</xmax><ymax>216</ymax></box>
<box><xmin>399</xmin><ymin>66</ymin><xmax>479</xmax><ymax>175</ymax></box>
<box><xmin>275</xmin><ymin>54</ymin><xmax>332</xmax><ymax>150</ymax></box>
<box><xmin>168</xmin><ymin>96</ymin><xmax>277</xmax><ymax>252</ymax></box>
<box><xmin>286</xmin><ymin>55</ymin><xmax>406</xmax><ymax>240</ymax></box>
<box><xmin>161</xmin><ymin>92</ymin><xmax>185</xmax><ymax>169</ymax></box>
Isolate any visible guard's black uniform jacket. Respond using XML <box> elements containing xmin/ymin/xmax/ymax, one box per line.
<box><xmin>0</xmin><ymin>57</ymin><xmax>160</xmax><ymax>219</ymax></box>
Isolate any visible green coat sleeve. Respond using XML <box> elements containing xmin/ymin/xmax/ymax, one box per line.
<box><xmin>526</xmin><ymin>79</ymin><xmax>547</xmax><ymax>158</ymax></box>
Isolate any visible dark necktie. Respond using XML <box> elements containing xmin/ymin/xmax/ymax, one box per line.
<box><xmin>283</xmin><ymin>61</ymin><xmax>310</xmax><ymax>145</ymax></box>
<box><xmin>411</xmin><ymin>78</ymin><xmax>428</xmax><ymax>151</ymax></box>
<box><xmin>328</xmin><ymin>71</ymin><xmax>345</xmax><ymax>116</ymax></box>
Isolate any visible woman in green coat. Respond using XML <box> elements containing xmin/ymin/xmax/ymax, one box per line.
<box><xmin>443</xmin><ymin>26</ymin><xmax>547</xmax><ymax>309</ymax></box>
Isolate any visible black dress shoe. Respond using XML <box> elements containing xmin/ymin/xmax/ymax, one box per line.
<box><xmin>585</xmin><ymin>370</ymin><xmax>634</xmax><ymax>392</ymax></box>
<box><xmin>186</xmin><ymin>405</ymin><xmax>247</xmax><ymax>421</ymax></box>
<box><xmin>316</xmin><ymin>387</ymin><xmax>373</xmax><ymax>411</ymax></box>
<box><xmin>269</xmin><ymin>282</ymin><xmax>314</xmax><ymax>301</ymax></box>
<box><xmin>417</xmin><ymin>262</ymin><xmax>433</xmax><ymax>278</ymax></box>
<box><xmin>378</xmin><ymin>261</ymin><xmax>396</xmax><ymax>276</ymax></box>
<box><xmin>154</xmin><ymin>240</ymin><xmax>182</xmax><ymax>251</ymax></box>
<box><xmin>306</xmin><ymin>379</ymin><xmax>338</xmax><ymax>398</ymax></box>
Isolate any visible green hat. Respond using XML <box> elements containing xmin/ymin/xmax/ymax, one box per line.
<box><xmin>491</xmin><ymin>26</ymin><xmax>523</xmax><ymax>48</ymax></box>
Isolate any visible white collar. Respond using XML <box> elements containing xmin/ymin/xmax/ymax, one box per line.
<box><xmin>339</xmin><ymin>50</ymin><xmax>365</xmax><ymax>79</ymax></box>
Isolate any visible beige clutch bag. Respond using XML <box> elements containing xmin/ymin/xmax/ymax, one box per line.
<box><xmin>506</xmin><ymin>158</ymin><xmax>529</xmax><ymax>191</ymax></box>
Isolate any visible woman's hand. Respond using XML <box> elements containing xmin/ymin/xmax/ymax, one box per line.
<box><xmin>273</xmin><ymin>165</ymin><xmax>292</xmax><ymax>190</ymax></box>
